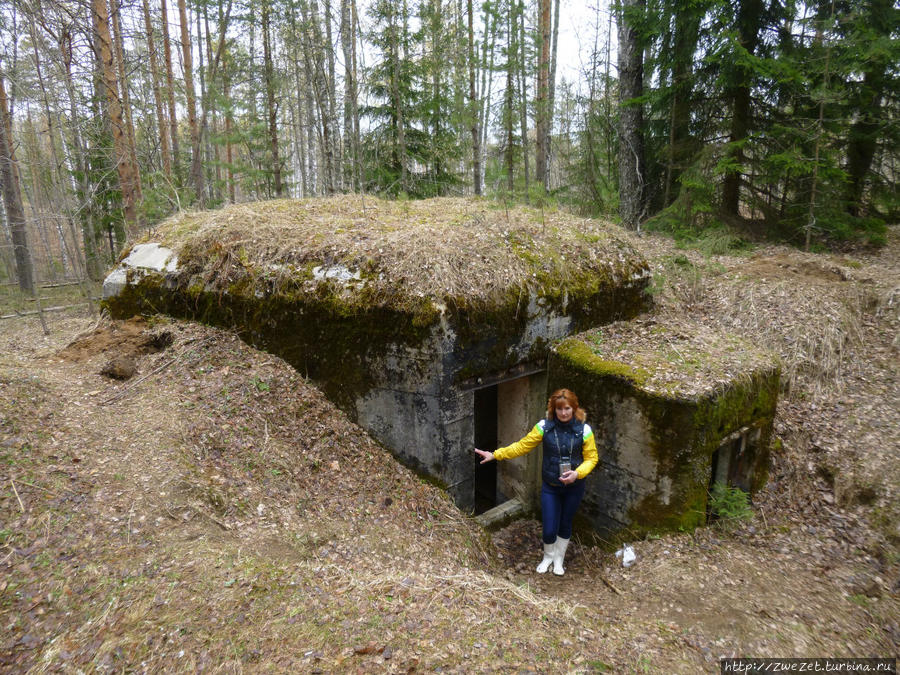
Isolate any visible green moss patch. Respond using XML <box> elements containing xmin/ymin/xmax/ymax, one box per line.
<box><xmin>559</xmin><ymin>316</ymin><xmax>780</xmax><ymax>400</ymax></box>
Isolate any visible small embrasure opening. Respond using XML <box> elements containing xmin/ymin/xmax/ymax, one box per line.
<box><xmin>707</xmin><ymin>425</ymin><xmax>761</xmax><ymax>522</ymax></box>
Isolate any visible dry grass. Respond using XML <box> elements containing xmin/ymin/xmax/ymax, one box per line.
<box><xmin>576</xmin><ymin>315</ymin><xmax>779</xmax><ymax>398</ymax></box>
<box><xmin>706</xmin><ymin>272</ymin><xmax>872</xmax><ymax>397</ymax></box>
<box><xmin>149</xmin><ymin>196</ymin><xmax>647</xmax><ymax>308</ymax></box>
<box><xmin>635</xmin><ymin>234</ymin><xmax>898</xmax><ymax>398</ymax></box>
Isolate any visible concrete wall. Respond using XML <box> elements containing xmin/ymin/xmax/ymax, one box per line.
<box><xmin>347</xmin><ymin>294</ymin><xmax>587</xmax><ymax>512</ymax></box>
<box><xmin>579</xmin><ymin>394</ymin><xmax>661</xmax><ymax>534</ymax></box>
<box><xmin>549</xmin><ymin>349</ymin><xmax>780</xmax><ymax>543</ymax></box>
<box><xmin>354</xmin><ymin>337</ymin><xmax>447</xmax><ymax>479</ymax></box>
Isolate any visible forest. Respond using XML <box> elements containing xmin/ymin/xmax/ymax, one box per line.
<box><xmin>0</xmin><ymin>0</ymin><xmax>897</xmax><ymax>293</ymax></box>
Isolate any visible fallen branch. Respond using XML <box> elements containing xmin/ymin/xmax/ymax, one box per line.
<box><xmin>0</xmin><ymin>301</ymin><xmax>98</xmax><ymax>320</ymax></box>
<box><xmin>9</xmin><ymin>477</ymin><xmax>73</xmax><ymax>495</ymax></box>
<box><xmin>10</xmin><ymin>478</ymin><xmax>25</xmax><ymax>512</ymax></box>
<box><xmin>598</xmin><ymin>573</ymin><xmax>623</xmax><ymax>595</ymax></box>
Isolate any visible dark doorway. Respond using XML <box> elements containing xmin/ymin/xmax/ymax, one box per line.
<box><xmin>473</xmin><ymin>385</ymin><xmax>498</xmax><ymax>515</ymax></box>
<box><xmin>707</xmin><ymin>426</ymin><xmax>758</xmax><ymax>521</ymax></box>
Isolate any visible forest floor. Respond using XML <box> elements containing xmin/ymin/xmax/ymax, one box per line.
<box><xmin>0</xmin><ymin>225</ymin><xmax>897</xmax><ymax>673</ymax></box>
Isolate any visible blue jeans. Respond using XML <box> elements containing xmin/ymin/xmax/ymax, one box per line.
<box><xmin>540</xmin><ymin>480</ymin><xmax>586</xmax><ymax>544</ymax></box>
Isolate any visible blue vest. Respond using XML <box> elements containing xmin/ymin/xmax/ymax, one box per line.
<box><xmin>541</xmin><ymin>418</ymin><xmax>584</xmax><ymax>486</ymax></box>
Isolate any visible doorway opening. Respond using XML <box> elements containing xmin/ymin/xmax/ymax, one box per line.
<box><xmin>707</xmin><ymin>425</ymin><xmax>761</xmax><ymax>521</ymax></box>
<box><xmin>473</xmin><ymin>385</ymin><xmax>498</xmax><ymax>515</ymax></box>
<box><xmin>472</xmin><ymin>371</ymin><xmax>545</xmax><ymax>517</ymax></box>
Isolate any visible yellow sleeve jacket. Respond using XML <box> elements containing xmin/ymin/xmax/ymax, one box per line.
<box><xmin>492</xmin><ymin>420</ymin><xmax>599</xmax><ymax>480</ymax></box>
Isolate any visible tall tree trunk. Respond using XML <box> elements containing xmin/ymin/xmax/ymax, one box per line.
<box><xmin>223</xmin><ymin>45</ymin><xmax>235</xmax><ymax>202</ymax></box>
<box><xmin>261</xmin><ymin>0</ymin><xmax>282</xmax><ymax>195</ymax></box>
<box><xmin>467</xmin><ymin>0</ymin><xmax>481</xmax><ymax>195</ymax></box>
<box><xmin>178</xmin><ymin>0</ymin><xmax>204</xmax><ymax>205</ymax></box>
<box><xmin>504</xmin><ymin>6</ymin><xmax>515</xmax><ymax>193</ymax></box>
<box><xmin>517</xmin><ymin>2</ymin><xmax>530</xmax><ymax>199</ymax></box>
<box><xmin>142</xmin><ymin>0</ymin><xmax>172</xmax><ymax>176</ymax></box>
<box><xmin>288</xmin><ymin>0</ymin><xmax>309</xmax><ymax>196</ymax></box>
<box><xmin>721</xmin><ymin>0</ymin><xmax>764</xmax><ymax>217</ymax></box>
<box><xmin>429</xmin><ymin>0</ymin><xmax>444</xmax><ymax>187</ymax></box>
<box><xmin>535</xmin><ymin>0</ymin><xmax>551</xmax><ymax>191</ymax></box>
<box><xmin>59</xmin><ymin>27</ymin><xmax>102</xmax><ymax>279</ymax></box>
<box><xmin>350</xmin><ymin>0</ymin><xmax>361</xmax><ymax>190</ymax></box>
<box><xmin>0</xmin><ymin>71</ymin><xmax>34</xmax><ymax>294</ymax></box>
<box><xmin>299</xmin><ymin>2</ymin><xmax>319</xmax><ymax>194</ymax></box>
<box><xmin>161</xmin><ymin>0</ymin><xmax>181</xmax><ymax>182</ymax></box>
<box><xmin>111</xmin><ymin>0</ymin><xmax>143</xmax><ymax>202</ymax></box>
<box><xmin>92</xmin><ymin>0</ymin><xmax>140</xmax><ymax>233</ymax></box>
<box><xmin>196</xmin><ymin>2</ymin><xmax>210</xmax><ymax>197</ymax></box>
<box><xmin>204</xmin><ymin>5</ymin><xmax>219</xmax><ymax>201</ymax></box>
<box><xmin>480</xmin><ymin>4</ymin><xmax>497</xmax><ymax>187</ymax></box>
<box><xmin>324</xmin><ymin>0</ymin><xmax>340</xmax><ymax>190</ymax></box>
<box><xmin>387</xmin><ymin>1</ymin><xmax>407</xmax><ymax>193</ymax></box>
<box><xmin>548</xmin><ymin>0</ymin><xmax>559</xmax><ymax>124</ymax></box>
<box><xmin>89</xmin><ymin>24</ymin><xmax>126</xmax><ymax>262</ymax></box>
<box><xmin>341</xmin><ymin>0</ymin><xmax>359</xmax><ymax>191</ymax></box>
<box><xmin>605</xmin><ymin>4</ymin><xmax>613</xmax><ymax>182</ymax></box>
<box><xmin>306</xmin><ymin>0</ymin><xmax>335</xmax><ymax>194</ymax></box>
<box><xmin>193</xmin><ymin>0</ymin><xmax>232</xmax><ymax>200</ymax></box>
<box><xmin>616</xmin><ymin>0</ymin><xmax>646</xmax><ymax>229</ymax></box>
<box><xmin>845</xmin><ymin>0</ymin><xmax>890</xmax><ymax>215</ymax></box>
<box><xmin>663</xmin><ymin>2</ymin><xmax>700</xmax><ymax>205</ymax></box>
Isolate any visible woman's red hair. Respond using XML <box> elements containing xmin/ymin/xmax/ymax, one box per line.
<box><xmin>546</xmin><ymin>388</ymin><xmax>586</xmax><ymax>422</ymax></box>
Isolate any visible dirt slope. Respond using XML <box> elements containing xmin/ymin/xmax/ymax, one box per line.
<box><xmin>1</xmin><ymin>228</ymin><xmax>897</xmax><ymax>673</ymax></box>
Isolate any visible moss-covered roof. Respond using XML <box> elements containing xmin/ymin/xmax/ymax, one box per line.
<box><xmin>554</xmin><ymin>315</ymin><xmax>780</xmax><ymax>399</ymax></box>
<box><xmin>145</xmin><ymin>196</ymin><xmax>648</xmax><ymax>314</ymax></box>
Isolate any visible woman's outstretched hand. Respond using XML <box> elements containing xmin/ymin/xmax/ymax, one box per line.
<box><xmin>560</xmin><ymin>470</ymin><xmax>578</xmax><ymax>485</ymax></box>
<box><xmin>473</xmin><ymin>448</ymin><xmax>495</xmax><ymax>464</ymax></box>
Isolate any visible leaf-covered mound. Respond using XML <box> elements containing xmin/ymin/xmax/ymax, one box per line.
<box><xmin>557</xmin><ymin>315</ymin><xmax>780</xmax><ymax>399</ymax></box>
<box><xmin>149</xmin><ymin>195</ymin><xmax>649</xmax><ymax>313</ymax></box>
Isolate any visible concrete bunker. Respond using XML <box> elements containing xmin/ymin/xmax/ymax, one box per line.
<box><xmin>102</xmin><ymin>197</ymin><xmax>778</xmax><ymax>539</ymax></box>
<box><xmin>549</xmin><ymin>317</ymin><xmax>779</xmax><ymax>541</ymax></box>
<box><xmin>102</xmin><ymin>196</ymin><xmax>652</xmax><ymax>514</ymax></box>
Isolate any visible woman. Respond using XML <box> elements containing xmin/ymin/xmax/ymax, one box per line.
<box><xmin>474</xmin><ymin>388</ymin><xmax>598</xmax><ymax>576</ymax></box>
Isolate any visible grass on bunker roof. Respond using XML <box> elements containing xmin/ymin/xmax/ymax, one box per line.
<box><xmin>149</xmin><ymin>195</ymin><xmax>646</xmax><ymax>306</ymax></box>
<box><xmin>573</xmin><ymin>316</ymin><xmax>780</xmax><ymax>398</ymax></box>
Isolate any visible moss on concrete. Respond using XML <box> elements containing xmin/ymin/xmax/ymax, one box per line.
<box><xmin>554</xmin><ymin>338</ymin><xmax>651</xmax><ymax>386</ymax></box>
<box><xmin>103</xmin><ymin>271</ymin><xmax>439</xmax><ymax>414</ymax></box>
<box><xmin>548</xmin><ymin>317</ymin><xmax>780</xmax><ymax>539</ymax></box>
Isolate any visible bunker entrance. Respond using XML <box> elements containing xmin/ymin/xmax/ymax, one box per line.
<box><xmin>471</xmin><ymin>368</ymin><xmax>546</xmax><ymax>518</ymax></box>
<box><xmin>707</xmin><ymin>425</ymin><xmax>762</xmax><ymax>521</ymax></box>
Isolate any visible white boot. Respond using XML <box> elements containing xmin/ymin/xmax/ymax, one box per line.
<box><xmin>552</xmin><ymin>537</ymin><xmax>570</xmax><ymax>576</ymax></box>
<box><xmin>536</xmin><ymin>541</ymin><xmax>555</xmax><ymax>574</ymax></box>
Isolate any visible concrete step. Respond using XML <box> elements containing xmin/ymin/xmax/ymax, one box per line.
<box><xmin>474</xmin><ymin>498</ymin><xmax>525</xmax><ymax>530</ymax></box>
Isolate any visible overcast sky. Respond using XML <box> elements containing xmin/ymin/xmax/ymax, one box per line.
<box><xmin>555</xmin><ymin>0</ymin><xmax>618</xmax><ymax>90</ymax></box>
